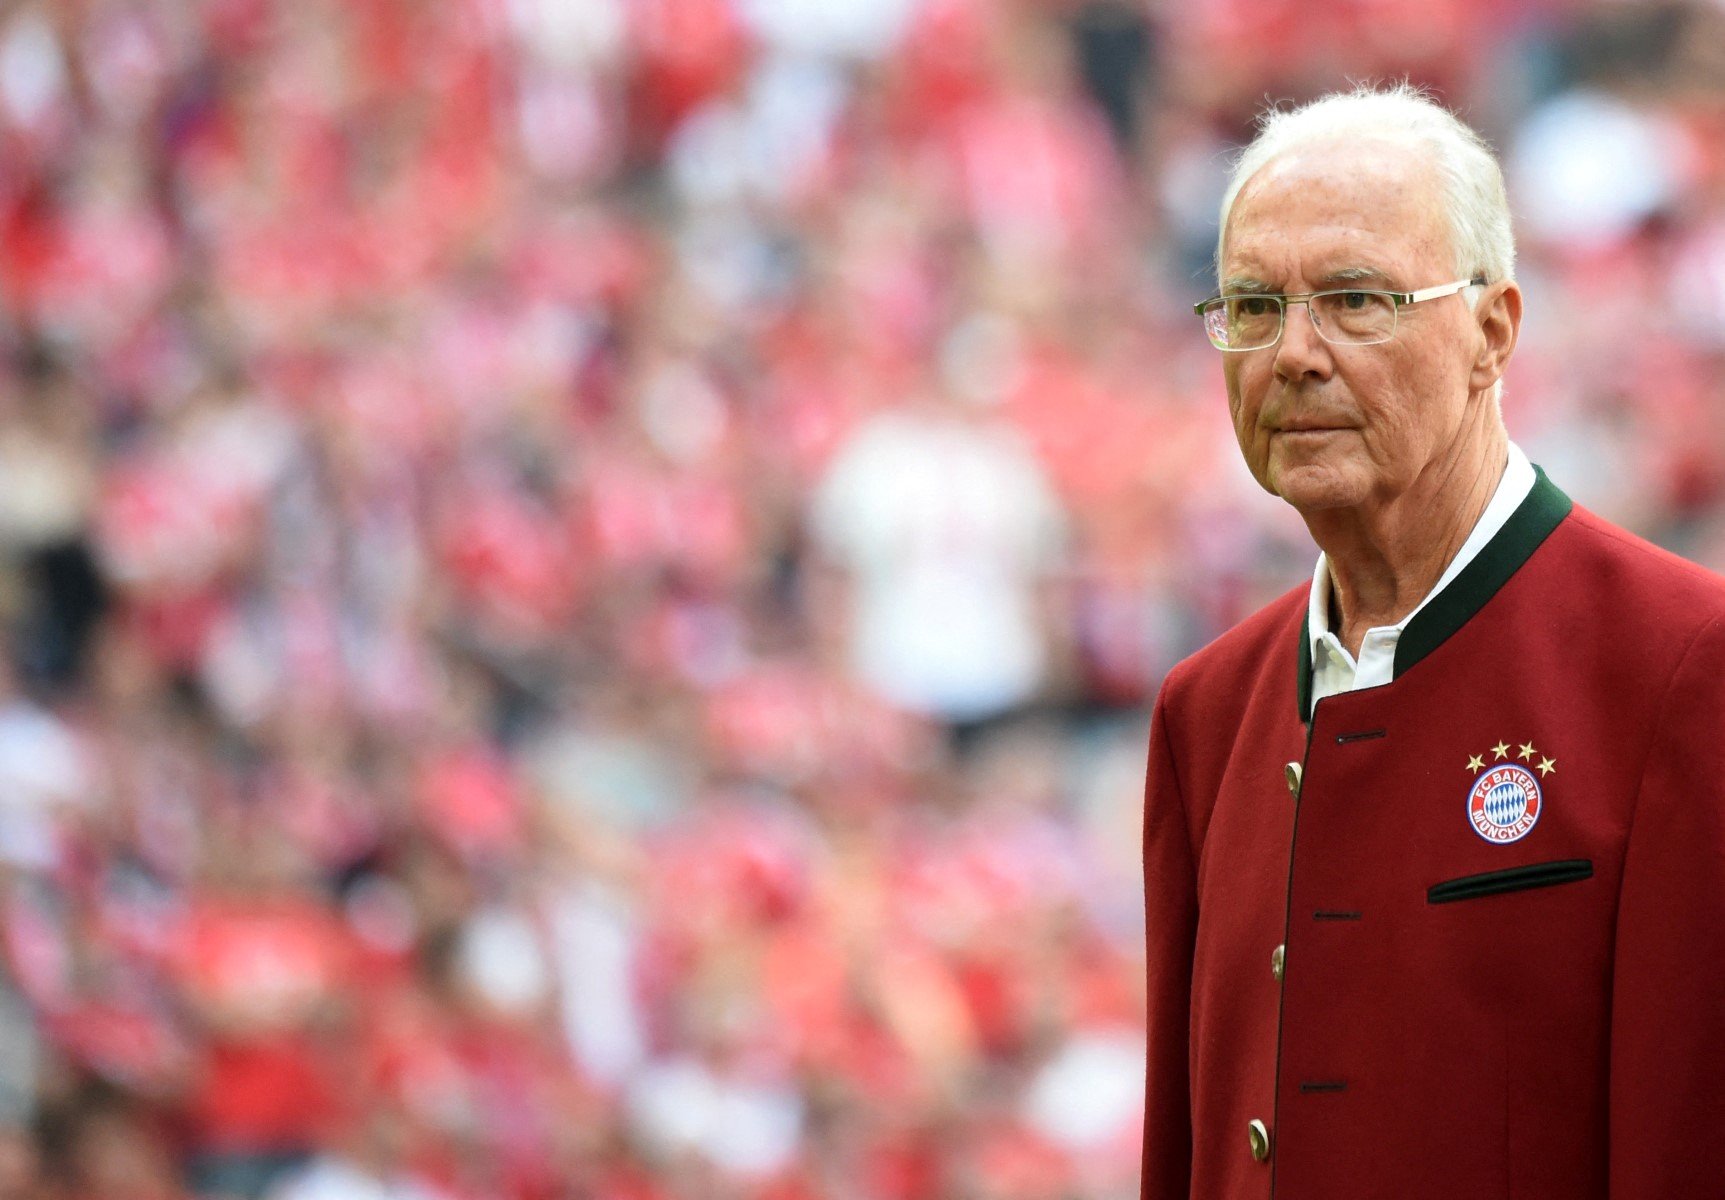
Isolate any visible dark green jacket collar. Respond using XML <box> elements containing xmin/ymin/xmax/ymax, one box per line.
<box><xmin>1296</xmin><ymin>467</ymin><xmax>1573</xmax><ymax>722</ymax></box>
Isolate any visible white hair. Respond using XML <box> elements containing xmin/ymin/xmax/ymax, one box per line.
<box><xmin>1216</xmin><ymin>83</ymin><xmax>1515</xmax><ymax>285</ymax></box>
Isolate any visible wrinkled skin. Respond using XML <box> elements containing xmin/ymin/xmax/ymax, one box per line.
<box><xmin>1218</xmin><ymin>137</ymin><xmax>1523</xmax><ymax>637</ymax></box>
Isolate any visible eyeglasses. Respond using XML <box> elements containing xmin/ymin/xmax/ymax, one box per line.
<box><xmin>1194</xmin><ymin>276</ymin><xmax>1486</xmax><ymax>352</ymax></box>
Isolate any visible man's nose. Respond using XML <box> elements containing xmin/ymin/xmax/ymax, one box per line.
<box><xmin>1272</xmin><ymin>301</ymin><xmax>1333</xmax><ymax>384</ymax></box>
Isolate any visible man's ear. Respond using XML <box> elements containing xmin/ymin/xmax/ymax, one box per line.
<box><xmin>1470</xmin><ymin>280</ymin><xmax>1522</xmax><ymax>395</ymax></box>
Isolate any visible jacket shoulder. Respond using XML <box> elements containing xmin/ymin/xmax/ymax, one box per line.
<box><xmin>1157</xmin><ymin>582</ymin><xmax>1306</xmax><ymax>721</ymax></box>
<box><xmin>1551</xmin><ymin>506</ymin><xmax>1725</xmax><ymax>637</ymax></box>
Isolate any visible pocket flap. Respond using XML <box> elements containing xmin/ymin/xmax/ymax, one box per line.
<box><xmin>1427</xmin><ymin>858</ymin><xmax>1593</xmax><ymax>905</ymax></box>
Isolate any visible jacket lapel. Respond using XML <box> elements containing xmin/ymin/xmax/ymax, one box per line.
<box><xmin>1294</xmin><ymin>467</ymin><xmax>1573</xmax><ymax>723</ymax></box>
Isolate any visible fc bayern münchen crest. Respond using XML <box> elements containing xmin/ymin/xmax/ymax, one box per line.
<box><xmin>1467</xmin><ymin>762</ymin><xmax>1542</xmax><ymax>843</ymax></box>
<box><xmin>1464</xmin><ymin>741</ymin><xmax>1555</xmax><ymax>844</ymax></box>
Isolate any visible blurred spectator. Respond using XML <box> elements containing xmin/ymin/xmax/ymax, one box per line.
<box><xmin>810</xmin><ymin>381</ymin><xmax>1068</xmax><ymax>727</ymax></box>
<box><xmin>170</xmin><ymin>817</ymin><xmax>352</xmax><ymax>1199</ymax></box>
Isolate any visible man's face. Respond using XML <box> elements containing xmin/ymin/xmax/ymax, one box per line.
<box><xmin>1219</xmin><ymin>140</ymin><xmax>1487</xmax><ymax>515</ymax></box>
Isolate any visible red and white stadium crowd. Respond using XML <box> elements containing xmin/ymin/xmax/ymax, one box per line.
<box><xmin>0</xmin><ymin>0</ymin><xmax>1722</xmax><ymax>1196</ymax></box>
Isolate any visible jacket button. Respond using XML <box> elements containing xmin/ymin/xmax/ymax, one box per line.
<box><xmin>1271</xmin><ymin>944</ymin><xmax>1285</xmax><ymax>981</ymax></box>
<box><xmin>1247</xmin><ymin>1118</ymin><xmax>1272</xmax><ymax>1163</ymax></box>
<box><xmin>1285</xmin><ymin>762</ymin><xmax>1303</xmax><ymax>797</ymax></box>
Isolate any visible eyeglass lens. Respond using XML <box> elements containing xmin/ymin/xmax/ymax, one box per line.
<box><xmin>1206</xmin><ymin>292</ymin><xmax>1398</xmax><ymax>349</ymax></box>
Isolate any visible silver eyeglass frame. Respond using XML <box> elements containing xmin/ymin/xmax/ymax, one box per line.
<box><xmin>1194</xmin><ymin>275</ymin><xmax>1488</xmax><ymax>351</ymax></box>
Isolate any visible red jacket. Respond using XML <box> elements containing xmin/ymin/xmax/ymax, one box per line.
<box><xmin>1141</xmin><ymin>471</ymin><xmax>1725</xmax><ymax>1198</ymax></box>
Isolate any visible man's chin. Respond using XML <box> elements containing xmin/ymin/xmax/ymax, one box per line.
<box><xmin>1268</xmin><ymin>464</ymin><xmax>1366</xmax><ymax>514</ymax></box>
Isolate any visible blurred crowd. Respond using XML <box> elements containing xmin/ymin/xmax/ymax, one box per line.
<box><xmin>0</xmin><ymin>0</ymin><xmax>1722</xmax><ymax>1197</ymax></box>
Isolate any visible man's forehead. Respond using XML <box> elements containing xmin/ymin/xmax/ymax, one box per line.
<box><xmin>1222</xmin><ymin>138</ymin><xmax>1450</xmax><ymax>280</ymax></box>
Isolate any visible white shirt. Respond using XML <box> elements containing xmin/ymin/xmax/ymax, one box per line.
<box><xmin>810</xmin><ymin>409</ymin><xmax>1066</xmax><ymax>722</ymax></box>
<box><xmin>1307</xmin><ymin>442</ymin><xmax>1536</xmax><ymax>714</ymax></box>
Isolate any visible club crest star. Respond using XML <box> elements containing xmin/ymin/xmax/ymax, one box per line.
<box><xmin>1467</xmin><ymin>754</ymin><xmax>1485</xmax><ymax>771</ymax></box>
<box><xmin>1518</xmin><ymin>742</ymin><xmax>1538</xmax><ymax>761</ymax></box>
<box><xmin>1491</xmin><ymin>741</ymin><xmax>1511</xmax><ymax>759</ymax></box>
<box><xmin>1538</xmin><ymin>757</ymin><xmax>1557</xmax><ymax>777</ymax></box>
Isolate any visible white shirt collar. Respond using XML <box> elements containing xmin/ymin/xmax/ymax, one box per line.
<box><xmin>1307</xmin><ymin>441</ymin><xmax>1537</xmax><ymax>676</ymax></box>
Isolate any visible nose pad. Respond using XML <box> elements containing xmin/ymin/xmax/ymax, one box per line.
<box><xmin>1283</xmin><ymin>299</ymin><xmax>1322</xmax><ymax>342</ymax></box>
<box><xmin>1272</xmin><ymin>300</ymin><xmax>1332</xmax><ymax>379</ymax></box>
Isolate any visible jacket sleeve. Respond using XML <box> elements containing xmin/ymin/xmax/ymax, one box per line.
<box><xmin>1142</xmin><ymin>684</ymin><xmax>1197</xmax><ymax>1200</ymax></box>
<box><xmin>1609</xmin><ymin>614</ymin><xmax>1725</xmax><ymax>1196</ymax></box>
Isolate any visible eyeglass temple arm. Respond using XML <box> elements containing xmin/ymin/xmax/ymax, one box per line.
<box><xmin>1398</xmin><ymin>276</ymin><xmax>1489</xmax><ymax>304</ymax></box>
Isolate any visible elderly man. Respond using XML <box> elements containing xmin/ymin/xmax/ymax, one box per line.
<box><xmin>1141</xmin><ymin>86</ymin><xmax>1725</xmax><ymax>1199</ymax></box>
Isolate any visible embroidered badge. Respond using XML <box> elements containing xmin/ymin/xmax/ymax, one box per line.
<box><xmin>1464</xmin><ymin>740</ymin><xmax>1554</xmax><ymax>844</ymax></box>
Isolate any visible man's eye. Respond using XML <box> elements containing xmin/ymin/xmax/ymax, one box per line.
<box><xmin>1240</xmin><ymin>297</ymin><xmax>1272</xmax><ymax>316</ymax></box>
<box><xmin>1339</xmin><ymin>291</ymin><xmax>1372</xmax><ymax>310</ymax></box>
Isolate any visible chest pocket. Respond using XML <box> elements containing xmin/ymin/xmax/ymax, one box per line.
<box><xmin>1427</xmin><ymin>858</ymin><xmax>1593</xmax><ymax>904</ymax></box>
